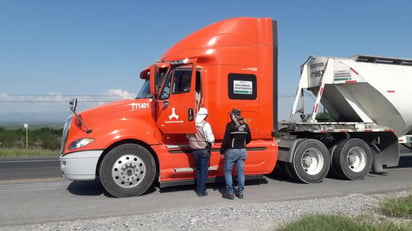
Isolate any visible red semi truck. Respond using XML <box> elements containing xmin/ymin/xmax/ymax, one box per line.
<box><xmin>60</xmin><ymin>17</ymin><xmax>410</xmax><ymax>197</ymax></box>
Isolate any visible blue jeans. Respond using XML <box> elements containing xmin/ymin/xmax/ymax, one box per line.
<box><xmin>224</xmin><ymin>148</ymin><xmax>247</xmax><ymax>195</ymax></box>
<box><xmin>192</xmin><ymin>149</ymin><xmax>210</xmax><ymax>195</ymax></box>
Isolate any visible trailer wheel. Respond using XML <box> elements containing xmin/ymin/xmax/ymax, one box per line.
<box><xmin>327</xmin><ymin>144</ymin><xmax>339</xmax><ymax>178</ymax></box>
<box><xmin>288</xmin><ymin>139</ymin><xmax>330</xmax><ymax>183</ymax></box>
<box><xmin>332</xmin><ymin>138</ymin><xmax>372</xmax><ymax>180</ymax></box>
<box><xmin>99</xmin><ymin>144</ymin><xmax>156</xmax><ymax>198</ymax></box>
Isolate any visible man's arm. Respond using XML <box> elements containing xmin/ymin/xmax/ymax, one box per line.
<box><xmin>203</xmin><ymin>122</ymin><xmax>215</xmax><ymax>143</ymax></box>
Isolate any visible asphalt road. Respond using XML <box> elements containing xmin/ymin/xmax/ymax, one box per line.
<box><xmin>0</xmin><ymin>156</ymin><xmax>60</xmax><ymax>180</ymax></box>
<box><xmin>0</xmin><ymin>155</ymin><xmax>412</xmax><ymax>226</ymax></box>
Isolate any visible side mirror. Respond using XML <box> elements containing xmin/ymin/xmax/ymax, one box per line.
<box><xmin>69</xmin><ymin>98</ymin><xmax>78</xmax><ymax>113</ymax></box>
<box><xmin>68</xmin><ymin>98</ymin><xmax>93</xmax><ymax>134</ymax></box>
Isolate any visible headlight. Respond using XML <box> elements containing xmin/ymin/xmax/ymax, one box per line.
<box><xmin>68</xmin><ymin>138</ymin><xmax>95</xmax><ymax>150</ymax></box>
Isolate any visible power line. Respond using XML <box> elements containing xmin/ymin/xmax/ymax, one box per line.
<box><xmin>0</xmin><ymin>100</ymin><xmax>114</xmax><ymax>103</ymax></box>
<box><xmin>0</xmin><ymin>95</ymin><xmax>129</xmax><ymax>103</ymax></box>
<box><xmin>1</xmin><ymin>94</ymin><xmax>117</xmax><ymax>97</ymax></box>
<box><xmin>0</xmin><ymin>93</ymin><xmax>296</xmax><ymax>103</ymax></box>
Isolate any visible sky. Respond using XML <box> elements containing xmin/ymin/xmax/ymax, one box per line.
<box><xmin>1</xmin><ymin>0</ymin><xmax>411</xmax><ymax>122</ymax></box>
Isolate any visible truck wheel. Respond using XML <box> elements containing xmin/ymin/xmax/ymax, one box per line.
<box><xmin>332</xmin><ymin>138</ymin><xmax>372</xmax><ymax>180</ymax></box>
<box><xmin>99</xmin><ymin>144</ymin><xmax>156</xmax><ymax>197</ymax></box>
<box><xmin>288</xmin><ymin>139</ymin><xmax>330</xmax><ymax>183</ymax></box>
<box><xmin>327</xmin><ymin>144</ymin><xmax>339</xmax><ymax>178</ymax></box>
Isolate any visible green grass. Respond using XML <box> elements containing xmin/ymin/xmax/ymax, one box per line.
<box><xmin>277</xmin><ymin>193</ymin><xmax>412</xmax><ymax>231</ymax></box>
<box><xmin>380</xmin><ymin>194</ymin><xmax>412</xmax><ymax>218</ymax></box>
<box><xmin>0</xmin><ymin>148</ymin><xmax>59</xmax><ymax>158</ymax></box>
<box><xmin>277</xmin><ymin>214</ymin><xmax>407</xmax><ymax>231</ymax></box>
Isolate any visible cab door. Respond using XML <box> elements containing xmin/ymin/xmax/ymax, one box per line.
<box><xmin>155</xmin><ymin>60</ymin><xmax>197</xmax><ymax>134</ymax></box>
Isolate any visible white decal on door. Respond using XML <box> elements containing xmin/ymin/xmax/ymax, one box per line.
<box><xmin>168</xmin><ymin>108</ymin><xmax>179</xmax><ymax>120</ymax></box>
<box><xmin>164</xmin><ymin>108</ymin><xmax>183</xmax><ymax>123</ymax></box>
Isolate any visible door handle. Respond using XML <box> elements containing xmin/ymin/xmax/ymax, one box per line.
<box><xmin>188</xmin><ymin>108</ymin><xmax>194</xmax><ymax>121</ymax></box>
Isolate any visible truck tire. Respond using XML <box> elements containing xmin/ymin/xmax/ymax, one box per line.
<box><xmin>287</xmin><ymin>139</ymin><xmax>330</xmax><ymax>183</ymax></box>
<box><xmin>99</xmin><ymin>144</ymin><xmax>156</xmax><ymax>198</ymax></box>
<box><xmin>327</xmin><ymin>144</ymin><xmax>339</xmax><ymax>178</ymax></box>
<box><xmin>332</xmin><ymin>138</ymin><xmax>372</xmax><ymax>180</ymax></box>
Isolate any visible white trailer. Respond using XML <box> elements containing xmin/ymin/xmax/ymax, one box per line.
<box><xmin>278</xmin><ymin>55</ymin><xmax>412</xmax><ymax>183</ymax></box>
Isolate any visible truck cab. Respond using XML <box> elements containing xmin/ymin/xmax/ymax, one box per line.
<box><xmin>60</xmin><ymin>17</ymin><xmax>279</xmax><ymax>197</ymax></box>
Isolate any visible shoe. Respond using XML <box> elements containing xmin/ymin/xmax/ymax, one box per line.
<box><xmin>197</xmin><ymin>192</ymin><xmax>208</xmax><ymax>197</ymax></box>
<box><xmin>235</xmin><ymin>193</ymin><xmax>244</xmax><ymax>199</ymax></box>
<box><xmin>222</xmin><ymin>193</ymin><xmax>234</xmax><ymax>200</ymax></box>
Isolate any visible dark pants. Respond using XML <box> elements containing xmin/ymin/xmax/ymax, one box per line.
<box><xmin>192</xmin><ymin>148</ymin><xmax>210</xmax><ymax>195</ymax></box>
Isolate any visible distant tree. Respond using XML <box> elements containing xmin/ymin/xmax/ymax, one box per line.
<box><xmin>31</xmin><ymin>127</ymin><xmax>61</xmax><ymax>150</ymax></box>
<box><xmin>316</xmin><ymin>112</ymin><xmax>335</xmax><ymax>122</ymax></box>
<box><xmin>0</xmin><ymin>129</ymin><xmax>23</xmax><ymax>148</ymax></box>
<box><xmin>0</xmin><ymin>127</ymin><xmax>62</xmax><ymax>150</ymax></box>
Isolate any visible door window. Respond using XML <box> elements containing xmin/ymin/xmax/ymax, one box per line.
<box><xmin>172</xmin><ymin>70</ymin><xmax>192</xmax><ymax>94</ymax></box>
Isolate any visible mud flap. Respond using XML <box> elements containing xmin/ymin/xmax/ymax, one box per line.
<box><xmin>372</xmin><ymin>151</ymin><xmax>384</xmax><ymax>173</ymax></box>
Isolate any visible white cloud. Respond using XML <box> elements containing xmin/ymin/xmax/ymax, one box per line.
<box><xmin>103</xmin><ymin>89</ymin><xmax>134</xmax><ymax>99</ymax></box>
<box><xmin>0</xmin><ymin>93</ymin><xmax>10</xmax><ymax>98</ymax></box>
<box><xmin>0</xmin><ymin>90</ymin><xmax>135</xmax><ymax>113</ymax></box>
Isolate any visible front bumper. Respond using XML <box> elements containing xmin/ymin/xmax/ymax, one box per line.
<box><xmin>60</xmin><ymin>150</ymin><xmax>103</xmax><ymax>181</ymax></box>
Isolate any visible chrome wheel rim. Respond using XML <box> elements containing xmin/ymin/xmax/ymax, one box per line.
<box><xmin>301</xmin><ymin>148</ymin><xmax>324</xmax><ymax>175</ymax></box>
<box><xmin>347</xmin><ymin>147</ymin><xmax>367</xmax><ymax>173</ymax></box>
<box><xmin>112</xmin><ymin>154</ymin><xmax>146</xmax><ymax>188</ymax></box>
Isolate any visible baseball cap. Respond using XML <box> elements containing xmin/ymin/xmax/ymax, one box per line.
<box><xmin>231</xmin><ymin>108</ymin><xmax>241</xmax><ymax>115</ymax></box>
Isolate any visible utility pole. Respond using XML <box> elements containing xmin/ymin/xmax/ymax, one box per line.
<box><xmin>23</xmin><ymin>123</ymin><xmax>29</xmax><ymax>149</ymax></box>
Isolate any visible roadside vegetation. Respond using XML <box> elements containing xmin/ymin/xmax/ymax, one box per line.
<box><xmin>0</xmin><ymin>148</ymin><xmax>59</xmax><ymax>158</ymax></box>
<box><xmin>380</xmin><ymin>194</ymin><xmax>412</xmax><ymax>219</ymax></box>
<box><xmin>0</xmin><ymin>127</ymin><xmax>61</xmax><ymax>158</ymax></box>
<box><xmin>277</xmin><ymin>193</ymin><xmax>412</xmax><ymax>231</ymax></box>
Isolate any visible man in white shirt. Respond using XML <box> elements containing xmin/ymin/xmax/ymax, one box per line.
<box><xmin>187</xmin><ymin>107</ymin><xmax>215</xmax><ymax>197</ymax></box>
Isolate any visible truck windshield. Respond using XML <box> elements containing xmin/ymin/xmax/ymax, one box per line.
<box><xmin>136</xmin><ymin>65</ymin><xmax>170</xmax><ymax>99</ymax></box>
<box><xmin>135</xmin><ymin>80</ymin><xmax>151</xmax><ymax>99</ymax></box>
